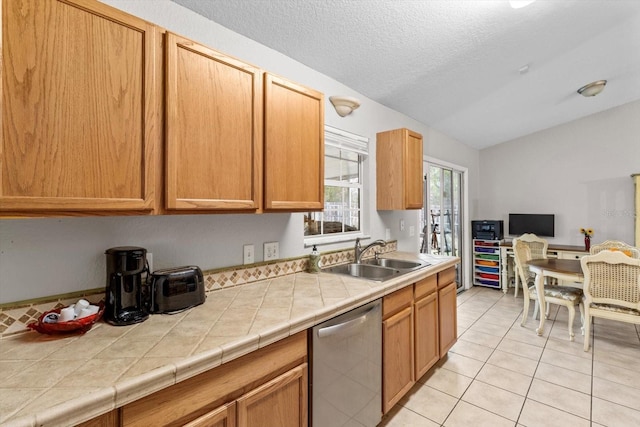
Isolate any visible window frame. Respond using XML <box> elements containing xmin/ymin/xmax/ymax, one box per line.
<box><xmin>304</xmin><ymin>125</ymin><xmax>369</xmax><ymax>246</ymax></box>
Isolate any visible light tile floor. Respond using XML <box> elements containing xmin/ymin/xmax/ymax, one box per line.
<box><xmin>379</xmin><ymin>286</ymin><xmax>640</xmax><ymax>427</ymax></box>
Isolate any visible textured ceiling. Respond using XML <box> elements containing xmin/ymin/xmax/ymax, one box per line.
<box><xmin>173</xmin><ymin>0</ymin><xmax>640</xmax><ymax>149</ymax></box>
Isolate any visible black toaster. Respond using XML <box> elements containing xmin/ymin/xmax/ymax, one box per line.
<box><xmin>148</xmin><ymin>266</ymin><xmax>205</xmax><ymax>313</ymax></box>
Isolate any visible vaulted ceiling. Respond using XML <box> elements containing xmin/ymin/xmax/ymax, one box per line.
<box><xmin>173</xmin><ymin>0</ymin><xmax>640</xmax><ymax>149</ymax></box>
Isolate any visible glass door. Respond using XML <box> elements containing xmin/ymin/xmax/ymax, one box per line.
<box><xmin>421</xmin><ymin>163</ymin><xmax>464</xmax><ymax>290</ymax></box>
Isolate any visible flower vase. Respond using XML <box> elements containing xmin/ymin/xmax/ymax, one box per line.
<box><xmin>584</xmin><ymin>236</ymin><xmax>591</xmax><ymax>251</ymax></box>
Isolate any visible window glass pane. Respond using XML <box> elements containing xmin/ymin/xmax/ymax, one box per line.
<box><xmin>344</xmin><ymin>209</ymin><xmax>360</xmax><ymax>231</ymax></box>
<box><xmin>305</xmin><ymin>130</ymin><xmax>366</xmax><ymax>240</ymax></box>
<box><xmin>304</xmin><ymin>212</ymin><xmax>322</xmax><ymax>236</ymax></box>
<box><xmin>349</xmin><ymin>188</ymin><xmax>360</xmax><ymax>209</ymax></box>
<box><xmin>325</xmin><ymin>185</ymin><xmax>343</xmax><ymax>204</ymax></box>
<box><xmin>325</xmin><ymin>151</ymin><xmax>341</xmax><ymax>181</ymax></box>
<box><xmin>342</xmin><ymin>158</ymin><xmax>359</xmax><ymax>183</ymax></box>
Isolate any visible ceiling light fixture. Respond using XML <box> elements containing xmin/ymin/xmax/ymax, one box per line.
<box><xmin>577</xmin><ymin>80</ymin><xmax>607</xmax><ymax>97</ymax></box>
<box><xmin>329</xmin><ymin>96</ymin><xmax>361</xmax><ymax>117</ymax></box>
<box><xmin>509</xmin><ymin>0</ymin><xmax>536</xmax><ymax>9</ymax></box>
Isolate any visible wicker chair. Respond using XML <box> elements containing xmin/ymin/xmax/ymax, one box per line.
<box><xmin>512</xmin><ymin>234</ymin><xmax>549</xmax><ymax>298</ymax></box>
<box><xmin>581</xmin><ymin>250</ymin><xmax>640</xmax><ymax>351</ymax></box>
<box><xmin>513</xmin><ymin>240</ymin><xmax>584</xmax><ymax>340</ymax></box>
<box><xmin>590</xmin><ymin>240</ymin><xmax>640</xmax><ymax>258</ymax></box>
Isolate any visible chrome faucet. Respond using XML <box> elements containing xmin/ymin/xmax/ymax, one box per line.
<box><xmin>354</xmin><ymin>238</ymin><xmax>387</xmax><ymax>263</ymax></box>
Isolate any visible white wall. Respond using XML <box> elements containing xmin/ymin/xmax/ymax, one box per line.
<box><xmin>478</xmin><ymin>100</ymin><xmax>639</xmax><ymax>246</ymax></box>
<box><xmin>0</xmin><ymin>0</ymin><xmax>479</xmax><ymax>304</ymax></box>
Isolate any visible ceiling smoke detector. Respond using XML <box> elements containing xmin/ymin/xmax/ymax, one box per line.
<box><xmin>577</xmin><ymin>80</ymin><xmax>607</xmax><ymax>97</ymax></box>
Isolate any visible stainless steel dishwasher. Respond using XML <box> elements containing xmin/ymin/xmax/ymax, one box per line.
<box><xmin>311</xmin><ymin>299</ymin><xmax>382</xmax><ymax>427</ymax></box>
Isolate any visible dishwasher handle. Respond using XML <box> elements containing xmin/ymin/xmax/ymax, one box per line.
<box><xmin>316</xmin><ymin>304</ymin><xmax>377</xmax><ymax>339</ymax></box>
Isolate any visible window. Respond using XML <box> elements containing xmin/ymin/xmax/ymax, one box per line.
<box><xmin>304</xmin><ymin>126</ymin><xmax>368</xmax><ymax>242</ymax></box>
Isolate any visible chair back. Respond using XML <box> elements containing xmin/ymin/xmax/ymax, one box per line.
<box><xmin>514</xmin><ymin>233</ymin><xmax>548</xmax><ymax>260</ymax></box>
<box><xmin>581</xmin><ymin>250</ymin><xmax>640</xmax><ymax>310</ymax></box>
<box><xmin>589</xmin><ymin>240</ymin><xmax>640</xmax><ymax>258</ymax></box>
<box><xmin>513</xmin><ymin>240</ymin><xmax>533</xmax><ymax>299</ymax></box>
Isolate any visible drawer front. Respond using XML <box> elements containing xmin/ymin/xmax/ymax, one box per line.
<box><xmin>414</xmin><ymin>275</ymin><xmax>437</xmax><ymax>299</ymax></box>
<box><xmin>383</xmin><ymin>286</ymin><xmax>413</xmax><ymax>319</ymax></box>
<box><xmin>438</xmin><ymin>267</ymin><xmax>456</xmax><ymax>289</ymax></box>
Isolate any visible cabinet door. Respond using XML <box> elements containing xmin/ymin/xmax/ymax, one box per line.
<box><xmin>1</xmin><ymin>0</ymin><xmax>157</xmax><ymax>213</ymax></box>
<box><xmin>237</xmin><ymin>363</ymin><xmax>307</xmax><ymax>427</ymax></box>
<box><xmin>376</xmin><ymin>128</ymin><xmax>423</xmax><ymax>210</ymax></box>
<box><xmin>382</xmin><ymin>306</ymin><xmax>414</xmax><ymax>414</ymax></box>
<box><xmin>183</xmin><ymin>402</ymin><xmax>236</xmax><ymax>427</ymax></box>
<box><xmin>438</xmin><ymin>281</ymin><xmax>458</xmax><ymax>356</ymax></box>
<box><xmin>404</xmin><ymin>130</ymin><xmax>424</xmax><ymax>209</ymax></box>
<box><xmin>414</xmin><ymin>292</ymin><xmax>439</xmax><ymax>379</ymax></box>
<box><xmin>264</xmin><ymin>73</ymin><xmax>324</xmax><ymax>211</ymax></box>
<box><xmin>165</xmin><ymin>32</ymin><xmax>262</xmax><ymax>211</ymax></box>
<box><xmin>76</xmin><ymin>410</ymin><xmax>119</xmax><ymax>427</ymax></box>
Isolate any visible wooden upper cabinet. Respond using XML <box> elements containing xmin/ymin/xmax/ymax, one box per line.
<box><xmin>264</xmin><ymin>73</ymin><xmax>324</xmax><ymax>211</ymax></box>
<box><xmin>1</xmin><ymin>0</ymin><xmax>158</xmax><ymax>214</ymax></box>
<box><xmin>376</xmin><ymin>128</ymin><xmax>424</xmax><ymax>210</ymax></box>
<box><xmin>165</xmin><ymin>32</ymin><xmax>262</xmax><ymax>211</ymax></box>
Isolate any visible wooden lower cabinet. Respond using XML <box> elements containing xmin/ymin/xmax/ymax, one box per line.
<box><xmin>414</xmin><ymin>291</ymin><xmax>439</xmax><ymax>379</ymax></box>
<box><xmin>237</xmin><ymin>364</ymin><xmax>307</xmax><ymax>427</ymax></box>
<box><xmin>182</xmin><ymin>363</ymin><xmax>307</xmax><ymax>427</ymax></box>
<box><xmin>76</xmin><ymin>410</ymin><xmax>120</xmax><ymax>427</ymax></box>
<box><xmin>438</xmin><ymin>268</ymin><xmax>458</xmax><ymax>356</ymax></box>
<box><xmin>382</xmin><ymin>269</ymin><xmax>457</xmax><ymax>415</ymax></box>
<box><xmin>183</xmin><ymin>402</ymin><xmax>235</xmax><ymax>427</ymax></box>
<box><xmin>120</xmin><ymin>332</ymin><xmax>307</xmax><ymax>427</ymax></box>
<box><xmin>382</xmin><ymin>305</ymin><xmax>414</xmax><ymax>414</ymax></box>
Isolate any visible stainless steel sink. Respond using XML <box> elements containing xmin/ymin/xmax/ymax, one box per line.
<box><xmin>324</xmin><ymin>263</ymin><xmax>400</xmax><ymax>281</ymax></box>
<box><xmin>324</xmin><ymin>258</ymin><xmax>429</xmax><ymax>282</ymax></box>
<box><xmin>363</xmin><ymin>258</ymin><xmax>427</xmax><ymax>270</ymax></box>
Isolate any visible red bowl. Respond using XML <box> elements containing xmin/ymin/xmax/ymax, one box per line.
<box><xmin>28</xmin><ymin>301</ymin><xmax>105</xmax><ymax>335</ymax></box>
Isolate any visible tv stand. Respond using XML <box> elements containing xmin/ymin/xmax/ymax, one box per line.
<box><xmin>499</xmin><ymin>240</ymin><xmax>588</xmax><ymax>293</ymax></box>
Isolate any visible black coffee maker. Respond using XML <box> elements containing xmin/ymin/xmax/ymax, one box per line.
<box><xmin>105</xmin><ymin>246</ymin><xmax>149</xmax><ymax>326</ymax></box>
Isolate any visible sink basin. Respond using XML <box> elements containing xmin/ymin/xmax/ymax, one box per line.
<box><xmin>324</xmin><ymin>258</ymin><xmax>429</xmax><ymax>282</ymax></box>
<box><xmin>363</xmin><ymin>258</ymin><xmax>427</xmax><ymax>270</ymax></box>
<box><xmin>324</xmin><ymin>263</ymin><xmax>400</xmax><ymax>281</ymax></box>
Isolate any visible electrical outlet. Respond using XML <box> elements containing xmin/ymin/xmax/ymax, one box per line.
<box><xmin>146</xmin><ymin>252</ymin><xmax>153</xmax><ymax>273</ymax></box>
<box><xmin>409</xmin><ymin>226</ymin><xmax>415</xmax><ymax>237</ymax></box>
<box><xmin>385</xmin><ymin>228</ymin><xmax>391</xmax><ymax>241</ymax></box>
<box><xmin>264</xmin><ymin>242</ymin><xmax>279</xmax><ymax>261</ymax></box>
<box><xmin>400</xmin><ymin>219</ymin><xmax>405</xmax><ymax>231</ymax></box>
<box><xmin>243</xmin><ymin>244</ymin><xmax>254</xmax><ymax>265</ymax></box>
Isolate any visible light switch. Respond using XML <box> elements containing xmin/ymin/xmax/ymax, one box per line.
<box><xmin>264</xmin><ymin>242</ymin><xmax>279</xmax><ymax>261</ymax></box>
<box><xmin>243</xmin><ymin>244</ymin><xmax>254</xmax><ymax>265</ymax></box>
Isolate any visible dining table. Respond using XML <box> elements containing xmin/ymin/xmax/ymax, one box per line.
<box><xmin>526</xmin><ymin>258</ymin><xmax>584</xmax><ymax>337</ymax></box>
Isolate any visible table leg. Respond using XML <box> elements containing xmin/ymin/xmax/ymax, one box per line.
<box><xmin>534</xmin><ymin>272</ymin><xmax>546</xmax><ymax>336</ymax></box>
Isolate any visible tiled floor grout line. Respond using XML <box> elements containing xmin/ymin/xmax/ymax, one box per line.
<box><xmin>442</xmin><ymin>290</ymin><xmax>525</xmax><ymax>426</ymax></box>
<box><xmin>383</xmin><ymin>287</ymin><xmax>640</xmax><ymax>426</ymax></box>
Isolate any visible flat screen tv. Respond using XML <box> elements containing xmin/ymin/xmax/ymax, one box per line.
<box><xmin>508</xmin><ymin>214</ymin><xmax>555</xmax><ymax>237</ymax></box>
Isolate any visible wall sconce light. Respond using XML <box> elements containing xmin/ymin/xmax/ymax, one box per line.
<box><xmin>329</xmin><ymin>96</ymin><xmax>361</xmax><ymax>117</ymax></box>
<box><xmin>577</xmin><ymin>80</ymin><xmax>607</xmax><ymax>97</ymax></box>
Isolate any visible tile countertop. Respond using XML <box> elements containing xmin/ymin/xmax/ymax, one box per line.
<box><xmin>0</xmin><ymin>252</ymin><xmax>458</xmax><ymax>427</ymax></box>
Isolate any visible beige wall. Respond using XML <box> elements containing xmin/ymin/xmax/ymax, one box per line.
<box><xmin>478</xmin><ymin>100</ymin><xmax>640</xmax><ymax>246</ymax></box>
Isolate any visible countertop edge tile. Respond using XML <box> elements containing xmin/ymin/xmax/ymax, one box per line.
<box><xmin>174</xmin><ymin>346</ymin><xmax>223</xmax><ymax>384</ymax></box>
<box><xmin>258</xmin><ymin>323</ymin><xmax>292</xmax><ymax>349</ymax></box>
<box><xmin>34</xmin><ymin>385</ymin><xmax>115</xmax><ymax>427</ymax></box>
<box><xmin>289</xmin><ymin>312</ymin><xmax>317</xmax><ymax>336</ymax></box>
<box><xmin>114</xmin><ymin>363</ymin><xmax>176</xmax><ymax>408</ymax></box>
<box><xmin>220</xmin><ymin>334</ymin><xmax>261</xmax><ymax>364</ymax></box>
